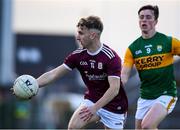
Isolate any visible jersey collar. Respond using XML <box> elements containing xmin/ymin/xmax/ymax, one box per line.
<box><xmin>87</xmin><ymin>43</ymin><xmax>103</xmax><ymax>56</ymax></box>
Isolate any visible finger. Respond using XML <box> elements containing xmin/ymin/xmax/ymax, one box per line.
<box><xmin>79</xmin><ymin>110</ymin><xmax>89</xmax><ymax>115</ymax></box>
<box><xmin>80</xmin><ymin>110</ymin><xmax>90</xmax><ymax>119</ymax></box>
<box><xmin>85</xmin><ymin>113</ymin><xmax>93</xmax><ymax>122</ymax></box>
<box><xmin>79</xmin><ymin>107</ymin><xmax>89</xmax><ymax>115</ymax></box>
<box><xmin>82</xmin><ymin>113</ymin><xmax>93</xmax><ymax>122</ymax></box>
<box><xmin>80</xmin><ymin>107</ymin><xmax>88</xmax><ymax>111</ymax></box>
<box><xmin>81</xmin><ymin>114</ymin><xmax>89</xmax><ymax>121</ymax></box>
<box><xmin>80</xmin><ymin>111</ymin><xmax>92</xmax><ymax>119</ymax></box>
<box><xmin>10</xmin><ymin>88</ymin><xmax>15</xmax><ymax>95</ymax></box>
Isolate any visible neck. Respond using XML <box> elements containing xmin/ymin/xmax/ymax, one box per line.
<box><xmin>142</xmin><ymin>29</ymin><xmax>156</xmax><ymax>39</ymax></box>
<box><xmin>87</xmin><ymin>40</ymin><xmax>101</xmax><ymax>53</ymax></box>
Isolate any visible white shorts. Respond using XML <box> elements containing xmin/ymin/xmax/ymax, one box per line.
<box><xmin>135</xmin><ymin>95</ymin><xmax>178</xmax><ymax>120</ymax></box>
<box><xmin>81</xmin><ymin>99</ymin><xmax>127</xmax><ymax>129</ymax></box>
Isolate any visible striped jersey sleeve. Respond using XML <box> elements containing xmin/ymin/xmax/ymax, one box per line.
<box><xmin>102</xmin><ymin>45</ymin><xmax>115</xmax><ymax>59</ymax></box>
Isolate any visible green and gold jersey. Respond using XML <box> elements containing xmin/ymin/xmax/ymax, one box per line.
<box><xmin>123</xmin><ymin>32</ymin><xmax>180</xmax><ymax>99</ymax></box>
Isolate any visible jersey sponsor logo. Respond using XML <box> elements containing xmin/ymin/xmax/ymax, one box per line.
<box><xmin>135</xmin><ymin>50</ymin><xmax>142</xmax><ymax>55</ymax></box>
<box><xmin>117</xmin><ymin>106</ymin><xmax>121</xmax><ymax>110</ymax></box>
<box><xmin>115</xmin><ymin>121</ymin><xmax>123</xmax><ymax>126</ymax></box>
<box><xmin>163</xmin><ymin>91</ymin><xmax>167</xmax><ymax>94</ymax></box>
<box><xmin>157</xmin><ymin>45</ymin><xmax>162</xmax><ymax>52</ymax></box>
<box><xmin>86</xmin><ymin>73</ymin><xmax>107</xmax><ymax>80</ymax></box>
<box><xmin>135</xmin><ymin>53</ymin><xmax>173</xmax><ymax>70</ymax></box>
<box><xmin>144</xmin><ymin>44</ymin><xmax>152</xmax><ymax>48</ymax></box>
<box><xmin>80</xmin><ymin>61</ymin><xmax>88</xmax><ymax>65</ymax></box>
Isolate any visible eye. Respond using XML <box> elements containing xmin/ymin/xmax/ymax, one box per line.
<box><xmin>139</xmin><ymin>15</ymin><xmax>144</xmax><ymax>20</ymax></box>
<box><xmin>146</xmin><ymin>15</ymin><xmax>153</xmax><ymax>20</ymax></box>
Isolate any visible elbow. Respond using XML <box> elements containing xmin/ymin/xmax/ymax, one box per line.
<box><xmin>122</xmin><ymin>79</ymin><xmax>127</xmax><ymax>86</ymax></box>
<box><xmin>121</xmin><ymin>76</ymin><xmax>128</xmax><ymax>86</ymax></box>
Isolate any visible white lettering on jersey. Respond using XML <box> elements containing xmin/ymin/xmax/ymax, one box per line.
<box><xmin>98</xmin><ymin>62</ymin><xmax>103</xmax><ymax>69</ymax></box>
<box><xmin>135</xmin><ymin>50</ymin><xmax>142</xmax><ymax>55</ymax></box>
<box><xmin>80</xmin><ymin>61</ymin><xmax>88</xmax><ymax>65</ymax></box>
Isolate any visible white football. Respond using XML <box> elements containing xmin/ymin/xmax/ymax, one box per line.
<box><xmin>13</xmin><ymin>75</ymin><xmax>39</xmax><ymax>99</ymax></box>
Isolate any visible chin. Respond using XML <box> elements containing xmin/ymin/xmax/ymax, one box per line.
<box><xmin>141</xmin><ymin>28</ymin><xmax>148</xmax><ymax>32</ymax></box>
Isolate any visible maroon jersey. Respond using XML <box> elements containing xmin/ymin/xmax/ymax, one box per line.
<box><xmin>64</xmin><ymin>44</ymin><xmax>128</xmax><ymax>114</ymax></box>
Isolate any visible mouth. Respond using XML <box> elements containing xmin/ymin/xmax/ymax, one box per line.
<box><xmin>77</xmin><ymin>40</ymin><xmax>83</xmax><ymax>46</ymax></box>
<box><xmin>141</xmin><ymin>23</ymin><xmax>147</xmax><ymax>27</ymax></box>
<box><xmin>141</xmin><ymin>23</ymin><xmax>148</xmax><ymax>29</ymax></box>
<box><xmin>76</xmin><ymin>39</ymin><xmax>81</xmax><ymax>43</ymax></box>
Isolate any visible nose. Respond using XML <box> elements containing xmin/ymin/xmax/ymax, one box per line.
<box><xmin>76</xmin><ymin>34</ymin><xmax>80</xmax><ymax>40</ymax></box>
<box><xmin>141</xmin><ymin>17</ymin><xmax>147</xmax><ymax>21</ymax></box>
<box><xmin>140</xmin><ymin>19</ymin><xmax>147</xmax><ymax>24</ymax></box>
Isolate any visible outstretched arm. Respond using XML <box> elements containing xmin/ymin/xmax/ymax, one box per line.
<box><xmin>37</xmin><ymin>64</ymin><xmax>70</xmax><ymax>87</ymax></box>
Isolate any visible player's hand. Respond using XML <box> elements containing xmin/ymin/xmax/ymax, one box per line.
<box><xmin>10</xmin><ymin>87</ymin><xmax>20</xmax><ymax>99</ymax></box>
<box><xmin>10</xmin><ymin>87</ymin><xmax>15</xmax><ymax>95</ymax></box>
<box><xmin>10</xmin><ymin>79</ymin><xmax>17</xmax><ymax>95</ymax></box>
<box><xmin>10</xmin><ymin>86</ymin><xmax>33</xmax><ymax>100</ymax></box>
<box><xmin>79</xmin><ymin>106</ymin><xmax>96</xmax><ymax>122</ymax></box>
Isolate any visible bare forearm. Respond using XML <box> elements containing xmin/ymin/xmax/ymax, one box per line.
<box><xmin>93</xmin><ymin>76</ymin><xmax>120</xmax><ymax>111</ymax></box>
<box><xmin>121</xmin><ymin>66</ymin><xmax>132</xmax><ymax>86</ymax></box>
<box><xmin>37</xmin><ymin>64</ymin><xmax>69</xmax><ymax>88</ymax></box>
<box><xmin>121</xmin><ymin>74</ymin><xmax>129</xmax><ymax>86</ymax></box>
<box><xmin>37</xmin><ymin>71</ymin><xmax>56</xmax><ymax>87</ymax></box>
<box><xmin>94</xmin><ymin>86</ymin><xmax>119</xmax><ymax>111</ymax></box>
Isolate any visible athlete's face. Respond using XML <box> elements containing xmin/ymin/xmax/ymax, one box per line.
<box><xmin>76</xmin><ymin>26</ymin><xmax>92</xmax><ymax>48</ymax></box>
<box><xmin>138</xmin><ymin>9</ymin><xmax>157</xmax><ymax>33</ymax></box>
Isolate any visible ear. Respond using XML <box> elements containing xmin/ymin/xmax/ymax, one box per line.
<box><xmin>89</xmin><ymin>32</ymin><xmax>96</xmax><ymax>40</ymax></box>
<box><xmin>155</xmin><ymin>19</ymin><xmax>158</xmax><ymax>25</ymax></box>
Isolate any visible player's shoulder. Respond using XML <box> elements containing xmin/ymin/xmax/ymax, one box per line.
<box><xmin>156</xmin><ymin>32</ymin><xmax>172</xmax><ymax>40</ymax></box>
<box><xmin>101</xmin><ymin>44</ymin><xmax>117</xmax><ymax>59</ymax></box>
<box><xmin>72</xmin><ymin>47</ymin><xmax>86</xmax><ymax>55</ymax></box>
<box><xmin>130</xmin><ymin>35</ymin><xmax>142</xmax><ymax>46</ymax></box>
<box><xmin>157</xmin><ymin>32</ymin><xmax>169</xmax><ymax>37</ymax></box>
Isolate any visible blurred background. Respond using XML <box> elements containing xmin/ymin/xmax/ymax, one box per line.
<box><xmin>0</xmin><ymin>0</ymin><xmax>180</xmax><ymax>129</ymax></box>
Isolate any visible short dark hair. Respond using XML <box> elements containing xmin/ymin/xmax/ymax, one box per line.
<box><xmin>77</xmin><ymin>16</ymin><xmax>103</xmax><ymax>32</ymax></box>
<box><xmin>138</xmin><ymin>5</ymin><xmax>159</xmax><ymax>20</ymax></box>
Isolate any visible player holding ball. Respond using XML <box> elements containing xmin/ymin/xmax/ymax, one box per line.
<box><xmin>11</xmin><ymin>16</ymin><xmax>128</xmax><ymax>129</ymax></box>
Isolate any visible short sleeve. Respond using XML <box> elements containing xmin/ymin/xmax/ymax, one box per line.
<box><xmin>64</xmin><ymin>53</ymin><xmax>77</xmax><ymax>70</ymax></box>
<box><xmin>172</xmin><ymin>37</ymin><xmax>180</xmax><ymax>55</ymax></box>
<box><xmin>106</xmin><ymin>54</ymin><xmax>121</xmax><ymax>77</ymax></box>
<box><xmin>123</xmin><ymin>48</ymin><xmax>134</xmax><ymax>68</ymax></box>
